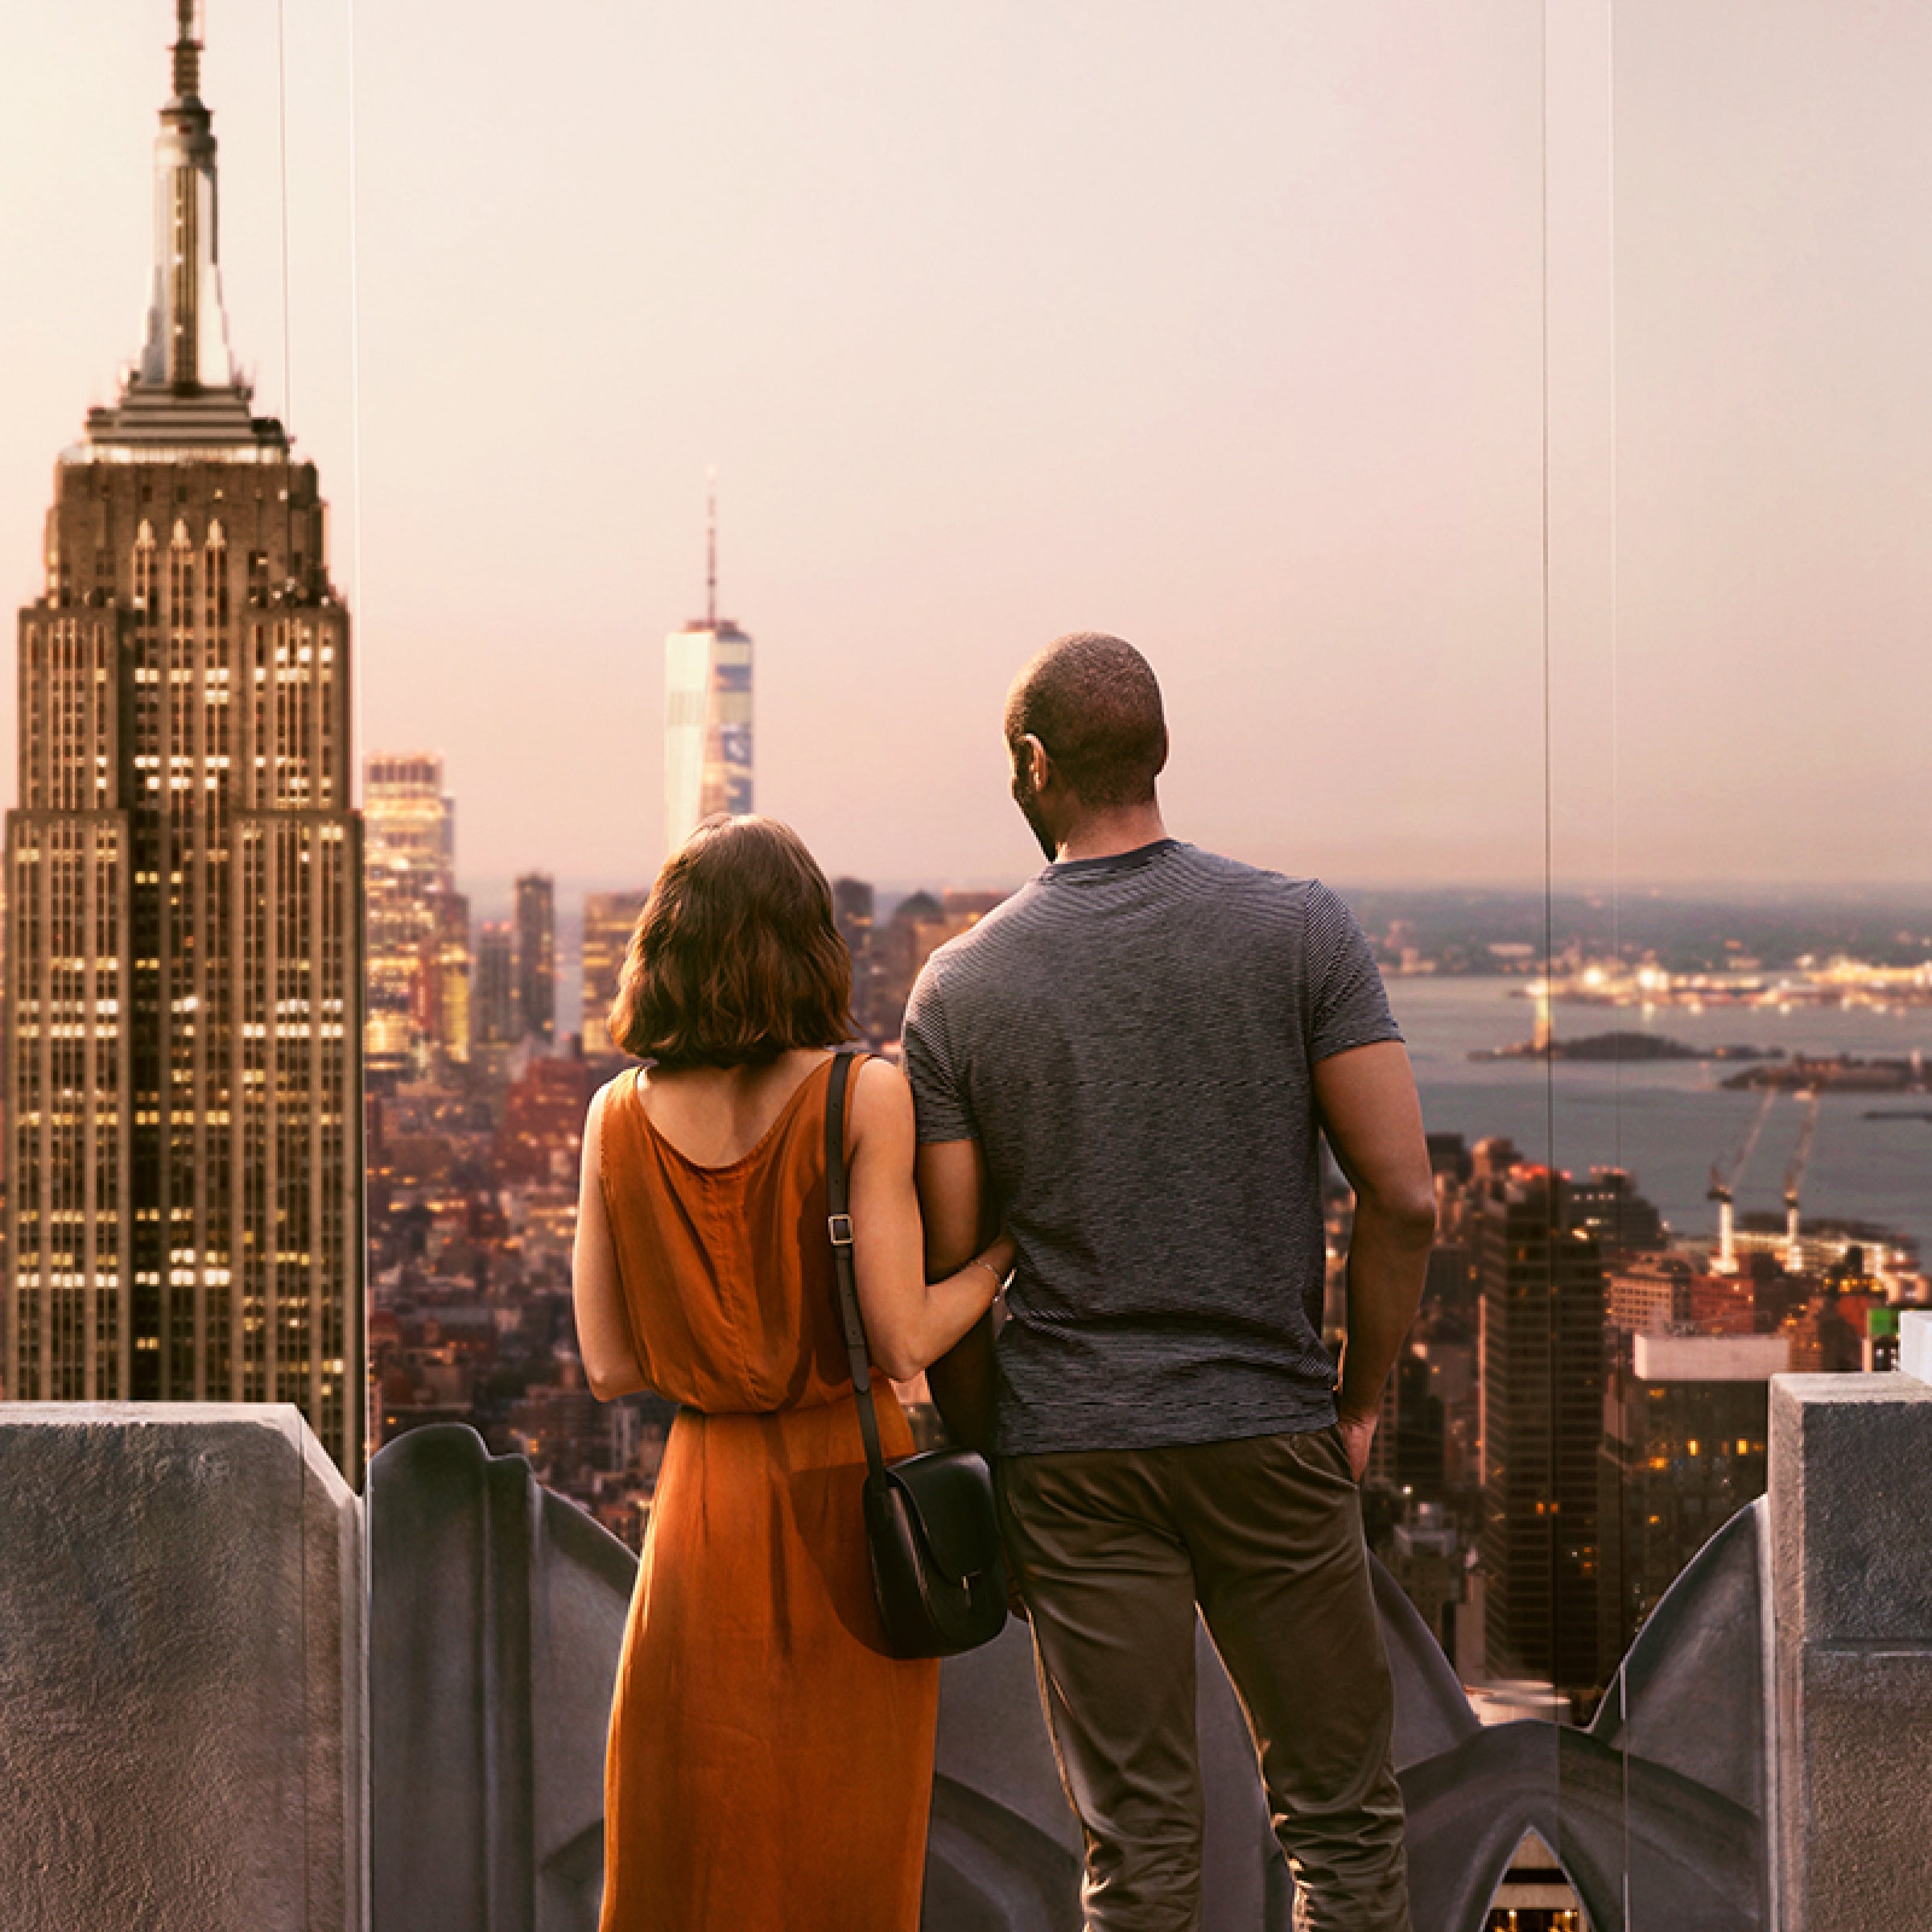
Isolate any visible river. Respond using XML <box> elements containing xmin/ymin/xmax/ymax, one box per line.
<box><xmin>1388</xmin><ymin>976</ymin><xmax>1932</xmax><ymax>1261</ymax></box>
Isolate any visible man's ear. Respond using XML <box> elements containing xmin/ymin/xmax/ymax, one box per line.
<box><xmin>1018</xmin><ymin>733</ymin><xmax>1051</xmax><ymax>791</ymax></box>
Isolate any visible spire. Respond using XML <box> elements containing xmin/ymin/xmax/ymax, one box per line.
<box><xmin>171</xmin><ymin>0</ymin><xmax>202</xmax><ymax>104</ymax></box>
<box><xmin>138</xmin><ymin>0</ymin><xmax>236</xmax><ymax>394</ymax></box>
<box><xmin>705</xmin><ymin>468</ymin><xmax>718</xmax><ymax>630</ymax></box>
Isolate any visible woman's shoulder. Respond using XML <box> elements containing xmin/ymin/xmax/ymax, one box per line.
<box><xmin>850</xmin><ymin>1049</ymin><xmax>909</xmax><ymax>1097</ymax></box>
<box><xmin>591</xmin><ymin>1066</ymin><xmax>641</xmax><ymax>1109</ymax></box>
<box><xmin>586</xmin><ymin>1067</ymin><xmax>641</xmax><ymax>1140</ymax></box>
<box><xmin>848</xmin><ymin>1051</ymin><xmax>914</xmax><ymax>1140</ymax></box>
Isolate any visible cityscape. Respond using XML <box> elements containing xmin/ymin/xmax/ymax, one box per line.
<box><xmin>2</xmin><ymin>6</ymin><xmax>1930</xmax><ymax>1932</ymax></box>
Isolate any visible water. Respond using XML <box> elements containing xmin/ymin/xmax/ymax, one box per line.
<box><xmin>1389</xmin><ymin>977</ymin><xmax>1932</xmax><ymax>1261</ymax></box>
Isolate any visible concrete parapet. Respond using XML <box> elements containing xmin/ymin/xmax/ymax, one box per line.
<box><xmin>1900</xmin><ymin>1308</ymin><xmax>1932</xmax><ymax>1385</ymax></box>
<box><xmin>0</xmin><ymin>1402</ymin><xmax>365</xmax><ymax>1932</ymax></box>
<box><xmin>1769</xmin><ymin>1373</ymin><xmax>1932</xmax><ymax>1932</ymax></box>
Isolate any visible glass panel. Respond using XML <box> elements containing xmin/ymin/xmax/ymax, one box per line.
<box><xmin>15</xmin><ymin>2</ymin><xmax>1922</xmax><ymax>1925</ymax></box>
<box><xmin>1538</xmin><ymin>6</ymin><xmax>1926</xmax><ymax>1927</ymax></box>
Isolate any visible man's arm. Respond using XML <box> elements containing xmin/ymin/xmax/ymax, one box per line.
<box><xmin>915</xmin><ymin>1138</ymin><xmax>999</xmax><ymax>1452</ymax></box>
<box><xmin>1311</xmin><ymin>1040</ymin><xmax>1436</xmax><ymax>1478</ymax></box>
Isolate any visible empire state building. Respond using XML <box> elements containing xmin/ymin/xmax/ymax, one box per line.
<box><xmin>3</xmin><ymin>2</ymin><xmax>366</xmax><ymax>1479</ymax></box>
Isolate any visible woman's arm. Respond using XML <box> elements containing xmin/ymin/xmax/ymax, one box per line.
<box><xmin>848</xmin><ymin>1057</ymin><xmax>1013</xmax><ymax>1381</ymax></box>
<box><xmin>915</xmin><ymin>1137</ymin><xmax>1001</xmax><ymax>1452</ymax></box>
<box><xmin>572</xmin><ymin>1082</ymin><xmax>650</xmax><ymax>1401</ymax></box>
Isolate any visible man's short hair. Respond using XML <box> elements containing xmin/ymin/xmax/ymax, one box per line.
<box><xmin>1003</xmin><ymin>633</ymin><xmax>1169</xmax><ymax>810</ymax></box>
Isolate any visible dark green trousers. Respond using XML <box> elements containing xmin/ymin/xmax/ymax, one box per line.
<box><xmin>995</xmin><ymin>1426</ymin><xmax>1411</xmax><ymax>1932</ymax></box>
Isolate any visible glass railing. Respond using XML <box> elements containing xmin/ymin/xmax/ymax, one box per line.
<box><xmin>6</xmin><ymin>5</ymin><xmax>1927</xmax><ymax>1927</ymax></box>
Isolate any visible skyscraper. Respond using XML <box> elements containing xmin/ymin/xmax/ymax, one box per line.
<box><xmin>473</xmin><ymin>919</ymin><xmax>518</xmax><ymax>1059</ymax></box>
<box><xmin>832</xmin><ymin>877</ymin><xmax>877</xmax><ymax>1038</ymax></box>
<box><xmin>581</xmin><ymin>890</ymin><xmax>646</xmax><ymax>1059</ymax></box>
<box><xmin>427</xmin><ymin>888</ymin><xmax>472</xmax><ymax>1068</ymax></box>
<box><xmin>1597</xmin><ymin>1330</ymin><xmax>1786</xmax><ymax>1669</ymax></box>
<box><xmin>1476</xmin><ymin>1166</ymin><xmax>1607</xmax><ymax>1700</ymax></box>
<box><xmin>364</xmin><ymin>752</ymin><xmax>464</xmax><ymax>1080</ymax></box>
<box><xmin>3</xmin><ymin>2</ymin><xmax>365</xmax><ymax>1478</ymax></box>
<box><xmin>514</xmin><ymin>872</ymin><xmax>556</xmax><ymax>1046</ymax></box>
<box><xmin>663</xmin><ymin>488</ymin><xmax>752</xmax><ymax>855</ymax></box>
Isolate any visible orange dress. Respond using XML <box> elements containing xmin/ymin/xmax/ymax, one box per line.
<box><xmin>596</xmin><ymin>1056</ymin><xmax>939</xmax><ymax>1931</ymax></box>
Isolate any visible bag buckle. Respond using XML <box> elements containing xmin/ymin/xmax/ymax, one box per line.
<box><xmin>828</xmin><ymin>1213</ymin><xmax>856</xmax><ymax>1248</ymax></box>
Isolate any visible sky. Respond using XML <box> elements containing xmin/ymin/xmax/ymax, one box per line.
<box><xmin>2</xmin><ymin>2</ymin><xmax>1929</xmax><ymax>908</ymax></box>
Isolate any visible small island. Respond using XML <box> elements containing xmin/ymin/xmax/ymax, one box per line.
<box><xmin>1469</xmin><ymin>1031</ymin><xmax>1784</xmax><ymax>1064</ymax></box>
<box><xmin>1724</xmin><ymin>1055</ymin><xmax>1929</xmax><ymax>1093</ymax></box>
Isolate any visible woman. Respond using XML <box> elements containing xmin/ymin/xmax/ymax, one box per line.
<box><xmin>572</xmin><ymin>815</ymin><xmax>1011</xmax><ymax>1931</ymax></box>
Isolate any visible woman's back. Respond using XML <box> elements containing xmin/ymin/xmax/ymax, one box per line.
<box><xmin>592</xmin><ymin>1047</ymin><xmax>939</xmax><ymax>1932</ymax></box>
<box><xmin>596</xmin><ymin>1053</ymin><xmax>852</xmax><ymax>1417</ymax></box>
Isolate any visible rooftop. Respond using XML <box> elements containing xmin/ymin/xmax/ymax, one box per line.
<box><xmin>2</xmin><ymin>1319</ymin><xmax>1929</xmax><ymax>1930</ymax></box>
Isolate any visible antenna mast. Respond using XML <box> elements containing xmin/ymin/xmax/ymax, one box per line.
<box><xmin>705</xmin><ymin>468</ymin><xmax>717</xmax><ymax>630</ymax></box>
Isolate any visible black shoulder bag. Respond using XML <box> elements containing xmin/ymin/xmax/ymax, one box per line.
<box><xmin>824</xmin><ymin>1049</ymin><xmax>1009</xmax><ymax>1658</ymax></box>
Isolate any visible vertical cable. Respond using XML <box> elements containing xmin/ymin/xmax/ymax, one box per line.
<box><xmin>270</xmin><ymin>11</ymin><xmax>313</xmax><ymax>1922</ymax></box>
<box><xmin>344</xmin><ymin>0</ymin><xmax>371</xmax><ymax>1477</ymax></box>
<box><xmin>1604</xmin><ymin>0</ymin><xmax>1632</xmax><ymax>1918</ymax></box>
<box><xmin>345</xmin><ymin>0</ymin><xmax>366</xmax><ymax>660</ymax></box>
<box><xmin>275</xmin><ymin>0</ymin><xmax>294</xmax><ymax>437</ymax></box>
<box><xmin>1610</xmin><ymin>0</ymin><xmax>1624</xmax><ymax>1184</ymax></box>
<box><xmin>1538</xmin><ymin>0</ymin><xmax>1563</xmax><ymax>1732</ymax></box>
<box><xmin>341</xmin><ymin>6</ymin><xmax>378</xmax><ymax>1913</ymax></box>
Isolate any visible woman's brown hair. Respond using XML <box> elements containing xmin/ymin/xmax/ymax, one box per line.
<box><xmin>609</xmin><ymin>815</ymin><xmax>854</xmax><ymax>1067</ymax></box>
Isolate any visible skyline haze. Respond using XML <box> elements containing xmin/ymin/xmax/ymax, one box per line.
<box><xmin>3</xmin><ymin>1</ymin><xmax>1929</xmax><ymax>895</ymax></box>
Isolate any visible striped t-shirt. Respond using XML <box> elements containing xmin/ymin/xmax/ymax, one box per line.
<box><xmin>900</xmin><ymin>840</ymin><xmax>1402</xmax><ymax>1456</ymax></box>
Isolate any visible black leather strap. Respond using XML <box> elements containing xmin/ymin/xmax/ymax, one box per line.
<box><xmin>825</xmin><ymin>1048</ymin><xmax>887</xmax><ymax>1484</ymax></box>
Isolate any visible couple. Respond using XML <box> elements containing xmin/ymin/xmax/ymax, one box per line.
<box><xmin>571</xmin><ymin>632</ymin><xmax>1435</xmax><ymax>1932</ymax></box>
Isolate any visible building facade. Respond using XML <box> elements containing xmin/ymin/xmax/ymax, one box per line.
<box><xmin>663</xmin><ymin>505</ymin><xmax>751</xmax><ymax>855</ymax></box>
<box><xmin>1597</xmin><ymin>1330</ymin><xmax>1786</xmax><ymax>1666</ymax></box>
<box><xmin>581</xmin><ymin>890</ymin><xmax>646</xmax><ymax>1059</ymax></box>
<box><xmin>473</xmin><ymin>919</ymin><xmax>517</xmax><ymax>1060</ymax></box>
<box><xmin>832</xmin><ymin>877</ymin><xmax>876</xmax><ymax>1038</ymax></box>
<box><xmin>3</xmin><ymin>2</ymin><xmax>365</xmax><ymax>1478</ymax></box>
<box><xmin>364</xmin><ymin>752</ymin><xmax>466</xmax><ymax>1079</ymax></box>
<box><xmin>514</xmin><ymin>873</ymin><xmax>555</xmax><ymax>1047</ymax></box>
<box><xmin>1476</xmin><ymin>1167</ymin><xmax>1607</xmax><ymax>1699</ymax></box>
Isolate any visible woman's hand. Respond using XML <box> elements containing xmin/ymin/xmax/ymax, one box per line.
<box><xmin>974</xmin><ymin>1234</ymin><xmax>1016</xmax><ymax>1291</ymax></box>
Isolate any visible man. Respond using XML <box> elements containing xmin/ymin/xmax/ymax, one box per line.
<box><xmin>903</xmin><ymin>633</ymin><xmax>1434</xmax><ymax>1932</ymax></box>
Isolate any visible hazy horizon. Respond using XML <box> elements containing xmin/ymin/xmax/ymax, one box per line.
<box><xmin>4</xmin><ymin>2</ymin><xmax>1928</xmax><ymax>893</ymax></box>
<box><xmin>473</xmin><ymin>867</ymin><xmax>1932</xmax><ymax>931</ymax></box>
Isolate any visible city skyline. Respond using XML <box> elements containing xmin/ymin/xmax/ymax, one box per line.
<box><xmin>1</xmin><ymin>3</ymin><xmax>1927</xmax><ymax>893</ymax></box>
<box><xmin>0</xmin><ymin>14</ymin><xmax>1926</xmax><ymax>1916</ymax></box>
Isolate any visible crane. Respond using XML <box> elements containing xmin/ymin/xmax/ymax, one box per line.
<box><xmin>1783</xmin><ymin>1091</ymin><xmax>1822</xmax><ymax>1273</ymax></box>
<box><xmin>1708</xmin><ymin>1084</ymin><xmax>1777</xmax><ymax>1274</ymax></box>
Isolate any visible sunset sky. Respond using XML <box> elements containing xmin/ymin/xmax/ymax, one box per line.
<box><xmin>2</xmin><ymin>2</ymin><xmax>1928</xmax><ymax>903</ymax></box>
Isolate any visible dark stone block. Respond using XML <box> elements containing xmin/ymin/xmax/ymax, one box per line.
<box><xmin>368</xmin><ymin>1423</ymin><xmax>634</xmax><ymax>1932</ymax></box>
<box><xmin>1592</xmin><ymin>1501</ymin><xmax>1765</xmax><ymax>1816</ymax></box>
<box><xmin>1402</xmin><ymin>1723</ymin><xmax>1761</xmax><ymax>1932</ymax></box>
<box><xmin>1373</xmin><ymin>1557</ymin><xmax>1482</xmax><ymax>1772</ymax></box>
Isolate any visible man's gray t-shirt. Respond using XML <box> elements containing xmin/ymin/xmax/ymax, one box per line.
<box><xmin>900</xmin><ymin>840</ymin><xmax>1402</xmax><ymax>1456</ymax></box>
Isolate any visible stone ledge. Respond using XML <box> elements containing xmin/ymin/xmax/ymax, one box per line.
<box><xmin>1785</xmin><ymin>1645</ymin><xmax>1932</xmax><ymax>1932</ymax></box>
<box><xmin>1769</xmin><ymin>1373</ymin><xmax>1932</xmax><ymax>1645</ymax></box>
<box><xmin>0</xmin><ymin>1403</ymin><xmax>364</xmax><ymax>1932</ymax></box>
<box><xmin>1900</xmin><ymin>1308</ymin><xmax>1932</xmax><ymax>1385</ymax></box>
<box><xmin>1769</xmin><ymin>1373</ymin><xmax>1932</xmax><ymax>1932</ymax></box>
